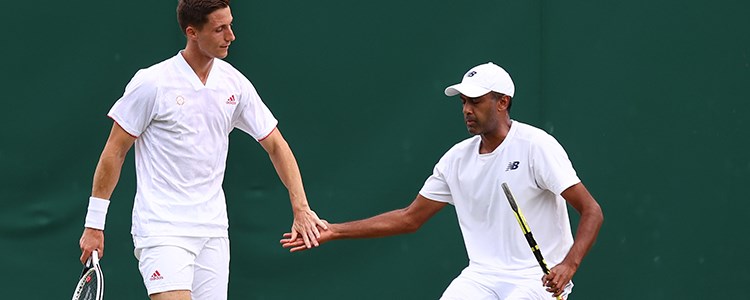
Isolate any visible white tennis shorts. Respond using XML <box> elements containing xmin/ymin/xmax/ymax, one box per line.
<box><xmin>440</xmin><ymin>267</ymin><xmax>572</xmax><ymax>300</ymax></box>
<box><xmin>133</xmin><ymin>236</ymin><xmax>230</xmax><ymax>299</ymax></box>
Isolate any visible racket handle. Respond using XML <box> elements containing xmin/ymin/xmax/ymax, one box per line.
<box><xmin>91</xmin><ymin>250</ymin><xmax>100</xmax><ymax>265</ymax></box>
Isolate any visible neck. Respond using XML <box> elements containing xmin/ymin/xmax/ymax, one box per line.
<box><xmin>181</xmin><ymin>44</ymin><xmax>214</xmax><ymax>85</ymax></box>
<box><xmin>479</xmin><ymin>118</ymin><xmax>512</xmax><ymax>154</ymax></box>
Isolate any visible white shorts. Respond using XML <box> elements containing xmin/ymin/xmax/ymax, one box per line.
<box><xmin>133</xmin><ymin>236</ymin><xmax>230</xmax><ymax>300</ymax></box>
<box><xmin>440</xmin><ymin>267</ymin><xmax>573</xmax><ymax>300</ymax></box>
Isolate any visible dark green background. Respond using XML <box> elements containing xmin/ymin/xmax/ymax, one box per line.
<box><xmin>1</xmin><ymin>0</ymin><xmax>748</xmax><ymax>299</ymax></box>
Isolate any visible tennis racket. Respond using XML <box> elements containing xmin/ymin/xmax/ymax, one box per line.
<box><xmin>71</xmin><ymin>250</ymin><xmax>104</xmax><ymax>300</ymax></box>
<box><xmin>501</xmin><ymin>183</ymin><xmax>562</xmax><ymax>300</ymax></box>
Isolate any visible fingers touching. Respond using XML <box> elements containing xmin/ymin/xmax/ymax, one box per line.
<box><xmin>292</xmin><ymin>210</ymin><xmax>325</xmax><ymax>248</ymax></box>
<box><xmin>280</xmin><ymin>221</ymin><xmax>331</xmax><ymax>253</ymax></box>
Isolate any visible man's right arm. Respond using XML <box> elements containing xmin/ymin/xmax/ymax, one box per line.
<box><xmin>280</xmin><ymin>194</ymin><xmax>447</xmax><ymax>252</ymax></box>
<box><xmin>79</xmin><ymin>122</ymin><xmax>136</xmax><ymax>264</ymax></box>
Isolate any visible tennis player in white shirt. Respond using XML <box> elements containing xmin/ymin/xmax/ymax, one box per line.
<box><xmin>281</xmin><ymin>62</ymin><xmax>603</xmax><ymax>300</ymax></box>
<box><xmin>78</xmin><ymin>1</ymin><xmax>327</xmax><ymax>299</ymax></box>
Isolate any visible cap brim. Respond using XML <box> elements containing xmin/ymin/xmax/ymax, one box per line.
<box><xmin>444</xmin><ymin>83</ymin><xmax>491</xmax><ymax>98</ymax></box>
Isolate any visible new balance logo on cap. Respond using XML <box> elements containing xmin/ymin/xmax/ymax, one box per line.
<box><xmin>505</xmin><ymin>161</ymin><xmax>520</xmax><ymax>171</ymax></box>
<box><xmin>226</xmin><ymin>94</ymin><xmax>237</xmax><ymax>105</ymax></box>
<box><xmin>150</xmin><ymin>270</ymin><xmax>164</xmax><ymax>281</ymax></box>
<box><xmin>444</xmin><ymin>62</ymin><xmax>515</xmax><ymax>98</ymax></box>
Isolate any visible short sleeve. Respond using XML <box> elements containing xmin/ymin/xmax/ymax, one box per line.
<box><xmin>107</xmin><ymin>70</ymin><xmax>158</xmax><ymax>137</ymax></box>
<box><xmin>530</xmin><ymin>133</ymin><xmax>581</xmax><ymax>195</ymax></box>
<box><xmin>419</xmin><ymin>153</ymin><xmax>454</xmax><ymax>204</ymax></box>
<box><xmin>233</xmin><ymin>78</ymin><xmax>278</xmax><ymax>140</ymax></box>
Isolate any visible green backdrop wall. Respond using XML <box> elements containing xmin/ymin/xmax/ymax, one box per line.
<box><xmin>1</xmin><ymin>0</ymin><xmax>748</xmax><ymax>299</ymax></box>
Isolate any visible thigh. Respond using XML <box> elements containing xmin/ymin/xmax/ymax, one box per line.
<box><xmin>150</xmin><ymin>290</ymin><xmax>191</xmax><ymax>300</ymax></box>
<box><xmin>192</xmin><ymin>237</ymin><xmax>230</xmax><ymax>300</ymax></box>
<box><xmin>441</xmin><ymin>274</ymin><xmax>498</xmax><ymax>300</ymax></box>
<box><xmin>502</xmin><ymin>284</ymin><xmax>547</xmax><ymax>300</ymax></box>
<box><xmin>501</xmin><ymin>278</ymin><xmax>570</xmax><ymax>300</ymax></box>
<box><xmin>137</xmin><ymin>244</ymin><xmax>197</xmax><ymax>296</ymax></box>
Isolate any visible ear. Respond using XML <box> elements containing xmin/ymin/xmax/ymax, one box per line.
<box><xmin>185</xmin><ymin>26</ymin><xmax>198</xmax><ymax>40</ymax></box>
<box><xmin>497</xmin><ymin>95</ymin><xmax>510</xmax><ymax>111</ymax></box>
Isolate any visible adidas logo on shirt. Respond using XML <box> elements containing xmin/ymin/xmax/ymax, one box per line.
<box><xmin>150</xmin><ymin>270</ymin><xmax>164</xmax><ymax>281</ymax></box>
<box><xmin>226</xmin><ymin>94</ymin><xmax>237</xmax><ymax>105</ymax></box>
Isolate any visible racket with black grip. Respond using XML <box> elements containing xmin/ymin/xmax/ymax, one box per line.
<box><xmin>501</xmin><ymin>183</ymin><xmax>562</xmax><ymax>300</ymax></box>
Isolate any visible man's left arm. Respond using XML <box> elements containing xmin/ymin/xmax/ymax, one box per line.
<box><xmin>259</xmin><ymin>128</ymin><xmax>327</xmax><ymax>249</ymax></box>
<box><xmin>543</xmin><ymin>182</ymin><xmax>604</xmax><ymax>297</ymax></box>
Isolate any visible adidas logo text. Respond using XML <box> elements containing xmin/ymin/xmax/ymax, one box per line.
<box><xmin>150</xmin><ymin>270</ymin><xmax>164</xmax><ymax>281</ymax></box>
<box><xmin>226</xmin><ymin>95</ymin><xmax>237</xmax><ymax>105</ymax></box>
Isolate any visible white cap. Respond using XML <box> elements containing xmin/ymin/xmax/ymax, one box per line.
<box><xmin>444</xmin><ymin>62</ymin><xmax>515</xmax><ymax>98</ymax></box>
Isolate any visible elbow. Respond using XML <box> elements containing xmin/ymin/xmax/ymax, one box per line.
<box><xmin>403</xmin><ymin>221</ymin><xmax>421</xmax><ymax>234</ymax></box>
<box><xmin>115</xmin><ymin>150</ymin><xmax>129</xmax><ymax>162</ymax></box>
<box><xmin>99</xmin><ymin>152</ymin><xmax>126</xmax><ymax>167</ymax></box>
<box><xmin>589</xmin><ymin>202</ymin><xmax>604</xmax><ymax>226</ymax></box>
<box><xmin>399</xmin><ymin>209</ymin><xmax>425</xmax><ymax>234</ymax></box>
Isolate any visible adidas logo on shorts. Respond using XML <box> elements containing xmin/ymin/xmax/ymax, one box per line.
<box><xmin>150</xmin><ymin>270</ymin><xmax>164</xmax><ymax>281</ymax></box>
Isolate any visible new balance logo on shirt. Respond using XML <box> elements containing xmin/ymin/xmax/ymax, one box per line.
<box><xmin>505</xmin><ymin>161</ymin><xmax>520</xmax><ymax>171</ymax></box>
<box><xmin>150</xmin><ymin>270</ymin><xmax>164</xmax><ymax>281</ymax></box>
<box><xmin>226</xmin><ymin>94</ymin><xmax>237</xmax><ymax>105</ymax></box>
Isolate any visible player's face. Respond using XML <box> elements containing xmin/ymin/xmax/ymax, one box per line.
<box><xmin>194</xmin><ymin>7</ymin><xmax>235</xmax><ymax>59</ymax></box>
<box><xmin>460</xmin><ymin>92</ymin><xmax>501</xmax><ymax>135</ymax></box>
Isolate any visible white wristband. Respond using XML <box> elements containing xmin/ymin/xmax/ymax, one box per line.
<box><xmin>84</xmin><ymin>197</ymin><xmax>110</xmax><ymax>230</ymax></box>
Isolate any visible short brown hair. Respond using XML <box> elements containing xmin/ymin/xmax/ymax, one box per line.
<box><xmin>176</xmin><ymin>0</ymin><xmax>230</xmax><ymax>34</ymax></box>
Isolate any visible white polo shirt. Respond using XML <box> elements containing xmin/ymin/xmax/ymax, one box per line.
<box><xmin>109</xmin><ymin>52</ymin><xmax>278</xmax><ymax>238</ymax></box>
<box><xmin>419</xmin><ymin>120</ymin><xmax>580</xmax><ymax>276</ymax></box>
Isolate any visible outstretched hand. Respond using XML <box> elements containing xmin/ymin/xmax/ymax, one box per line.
<box><xmin>281</xmin><ymin>220</ymin><xmax>333</xmax><ymax>252</ymax></box>
<box><xmin>289</xmin><ymin>209</ymin><xmax>328</xmax><ymax>249</ymax></box>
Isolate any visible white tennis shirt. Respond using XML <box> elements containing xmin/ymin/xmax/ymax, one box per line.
<box><xmin>109</xmin><ymin>52</ymin><xmax>278</xmax><ymax>238</ymax></box>
<box><xmin>419</xmin><ymin>120</ymin><xmax>580</xmax><ymax>276</ymax></box>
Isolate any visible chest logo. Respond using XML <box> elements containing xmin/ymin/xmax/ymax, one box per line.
<box><xmin>505</xmin><ymin>161</ymin><xmax>520</xmax><ymax>171</ymax></box>
<box><xmin>176</xmin><ymin>96</ymin><xmax>185</xmax><ymax>105</ymax></box>
<box><xmin>226</xmin><ymin>94</ymin><xmax>237</xmax><ymax>105</ymax></box>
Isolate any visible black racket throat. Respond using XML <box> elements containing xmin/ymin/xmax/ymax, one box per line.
<box><xmin>72</xmin><ymin>251</ymin><xmax>104</xmax><ymax>300</ymax></box>
<box><xmin>501</xmin><ymin>183</ymin><xmax>551</xmax><ymax>274</ymax></box>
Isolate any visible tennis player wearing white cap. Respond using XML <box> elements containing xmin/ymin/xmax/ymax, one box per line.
<box><xmin>281</xmin><ymin>62</ymin><xmax>603</xmax><ymax>300</ymax></box>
